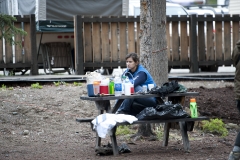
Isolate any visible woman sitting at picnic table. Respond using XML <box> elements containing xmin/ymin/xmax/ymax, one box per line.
<box><xmin>116</xmin><ymin>52</ymin><xmax>158</xmax><ymax>116</ymax></box>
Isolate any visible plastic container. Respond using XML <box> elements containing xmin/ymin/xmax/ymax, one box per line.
<box><xmin>123</xmin><ymin>77</ymin><xmax>130</xmax><ymax>95</ymax></box>
<box><xmin>114</xmin><ymin>75</ymin><xmax>122</xmax><ymax>96</ymax></box>
<box><xmin>122</xmin><ymin>75</ymin><xmax>126</xmax><ymax>94</ymax></box>
<box><xmin>87</xmin><ymin>84</ymin><xmax>95</xmax><ymax>97</ymax></box>
<box><xmin>109</xmin><ymin>79</ymin><xmax>115</xmax><ymax>95</ymax></box>
<box><xmin>112</xmin><ymin>66</ymin><xmax>123</xmax><ymax>77</ymax></box>
<box><xmin>99</xmin><ymin>79</ymin><xmax>109</xmax><ymax>94</ymax></box>
<box><xmin>100</xmin><ymin>83</ymin><xmax>109</xmax><ymax>94</ymax></box>
<box><xmin>142</xmin><ymin>85</ymin><xmax>147</xmax><ymax>92</ymax></box>
<box><xmin>130</xmin><ymin>84</ymin><xmax>134</xmax><ymax>94</ymax></box>
<box><xmin>148</xmin><ymin>84</ymin><xmax>154</xmax><ymax>91</ymax></box>
<box><xmin>93</xmin><ymin>81</ymin><xmax>100</xmax><ymax>95</ymax></box>
<box><xmin>190</xmin><ymin>98</ymin><xmax>198</xmax><ymax>118</ymax></box>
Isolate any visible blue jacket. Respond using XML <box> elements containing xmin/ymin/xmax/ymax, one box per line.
<box><xmin>123</xmin><ymin>65</ymin><xmax>156</xmax><ymax>87</ymax></box>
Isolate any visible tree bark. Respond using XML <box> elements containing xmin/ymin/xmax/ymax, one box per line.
<box><xmin>136</xmin><ymin>0</ymin><xmax>167</xmax><ymax>137</ymax></box>
<box><xmin>136</xmin><ymin>123</ymin><xmax>155</xmax><ymax>137</ymax></box>
<box><xmin>139</xmin><ymin>0</ymin><xmax>168</xmax><ymax>86</ymax></box>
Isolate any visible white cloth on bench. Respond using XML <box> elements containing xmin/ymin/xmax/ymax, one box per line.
<box><xmin>92</xmin><ymin>113</ymin><xmax>138</xmax><ymax>138</ymax></box>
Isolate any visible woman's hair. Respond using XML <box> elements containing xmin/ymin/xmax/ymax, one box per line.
<box><xmin>125</xmin><ymin>53</ymin><xmax>139</xmax><ymax>63</ymax></box>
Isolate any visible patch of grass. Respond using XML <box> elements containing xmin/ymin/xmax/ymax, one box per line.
<box><xmin>73</xmin><ymin>82</ymin><xmax>82</xmax><ymax>86</ymax></box>
<box><xmin>202</xmin><ymin>118</ymin><xmax>228</xmax><ymax>137</ymax></box>
<box><xmin>31</xmin><ymin>83</ymin><xmax>43</xmax><ymax>89</ymax></box>
<box><xmin>53</xmin><ymin>81</ymin><xmax>60</xmax><ymax>86</ymax></box>
<box><xmin>155</xmin><ymin>125</ymin><xmax>164</xmax><ymax>140</ymax></box>
<box><xmin>116</xmin><ymin>125</ymin><xmax>136</xmax><ymax>136</ymax></box>
<box><xmin>8</xmin><ymin>87</ymin><xmax>14</xmax><ymax>90</ymax></box>
<box><xmin>0</xmin><ymin>84</ymin><xmax>14</xmax><ymax>91</ymax></box>
<box><xmin>0</xmin><ymin>84</ymin><xmax>7</xmax><ymax>91</ymax></box>
<box><xmin>53</xmin><ymin>81</ymin><xmax>69</xmax><ymax>86</ymax></box>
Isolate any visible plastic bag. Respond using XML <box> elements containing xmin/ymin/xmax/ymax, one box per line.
<box><xmin>149</xmin><ymin>80</ymin><xmax>180</xmax><ymax>97</ymax></box>
<box><xmin>118</xmin><ymin>143</ymin><xmax>131</xmax><ymax>153</ymax></box>
<box><xmin>136</xmin><ymin>103</ymin><xmax>190</xmax><ymax>120</ymax></box>
<box><xmin>95</xmin><ymin>142</ymin><xmax>131</xmax><ymax>156</ymax></box>
<box><xmin>85</xmin><ymin>71</ymin><xmax>102</xmax><ymax>84</ymax></box>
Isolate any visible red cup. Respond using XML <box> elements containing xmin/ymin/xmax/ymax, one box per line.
<box><xmin>130</xmin><ymin>85</ymin><xmax>134</xmax><ymax>94</ymax></box>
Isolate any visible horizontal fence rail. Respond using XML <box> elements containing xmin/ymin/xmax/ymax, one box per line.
<box><xmin>74</xmin><ymin>14</ymin><xmax>240</xmax><ymax>74</ymax></box>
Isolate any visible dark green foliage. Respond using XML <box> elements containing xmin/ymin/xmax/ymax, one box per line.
<box><xmin>0</xmin><ymin>14</ymin><xmax>27</xmax><ymax>47</ymax></box>
<box><xmin>202</xmin><ymin>118</ymin><xmax>228</xmax><ymax>137</ymax></box>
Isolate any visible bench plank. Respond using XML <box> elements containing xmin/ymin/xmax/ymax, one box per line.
<box><xmin>116</xmin><ymin>116</ymin><xmax>209</xmax><ymax>125</ymax></box>
<box><xmin>76</xmin><ymin>116</ymin><xmax>209</xmax><ymax>124</ymax></box>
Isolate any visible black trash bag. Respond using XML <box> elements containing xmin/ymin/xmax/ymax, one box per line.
<box><xmin>118</xmin><ymin>143</ymin><xmax>131</xmax><ymax>153</ymax></box>
<box><xmin>149</xmin><ymin>80</ymin><xmax>180</xmax><ymax>98</ymax></box>
<box><xmin>95</xmin><ymin>143</ymin><xmax>113</xmax><ymax>156</ymax></box>
<box><xmin>130</xmin><ymin>101</ymin><xmax>161</xmax><ymax>116</ymax></box>
<box><xmin>136</xmin><ymin>103</ymin><xmax>190</xmax><ymax>120</ymax></box>
<box><xmin>95</xmin><ymin>142</ymin><xmax>131</xmax><ymax>156</ymax></box>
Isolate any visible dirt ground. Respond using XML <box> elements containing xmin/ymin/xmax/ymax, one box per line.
<box><xmin>0</xmin><ymin>80</ymin><xmax>239</xmax><ymax>160</ymax></box>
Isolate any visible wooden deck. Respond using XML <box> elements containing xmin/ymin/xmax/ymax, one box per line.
<box><xmin>0</xmin><ymin>72</ymin><xmax>234</xmax><ymax>82</ymax></box>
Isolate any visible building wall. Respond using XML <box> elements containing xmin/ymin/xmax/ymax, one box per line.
<box><xmin>0</xmin><ymin>0</ymin><xmax>18</xmax><ymax>15</ymax></box>
<box><xmin>229</xmin><ymin>0</ymin><xmax>240</xmax><ymax>14</ymax></box>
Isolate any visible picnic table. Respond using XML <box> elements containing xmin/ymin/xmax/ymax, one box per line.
<box><xmin>78</xmin><ymin>92</ymin><xmax>209</xmax><ymax>156</ymax></box>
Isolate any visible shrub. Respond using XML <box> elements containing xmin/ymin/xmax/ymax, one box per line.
<box><xmin>202</xmin><ymin>118</ymin><xmax>228</xmax><ymax>137</ymax></box>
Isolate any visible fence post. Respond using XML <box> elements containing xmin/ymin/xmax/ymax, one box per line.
<box><xmin>189</xmin><ymin>14</ymin><xmax>199</xmax><ymax>73</ymax></box>
<box><xmin>74</xmin><ymin>15</ymin><xmax>84</xmax><ymax>75</ymax></box>
<box><xmin>30</xmin><ymin>14</ymin><xmax>38</xmax><ymax>75</ymax></box>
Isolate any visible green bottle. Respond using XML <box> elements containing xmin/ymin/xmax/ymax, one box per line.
<box><xmin>190</xmin><ymin>98</ymin><xmax>198</xmax><ymax>118</ymax></box>
<box><xmin>109</xmin><ymin>79</ymin><xmax>115</xmax><ymax>95</ymax></box>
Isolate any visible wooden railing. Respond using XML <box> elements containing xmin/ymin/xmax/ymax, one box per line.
<box><xmin>74</xmin><ymin>14</ymin><xmax>240</xmax><ymax>74</ymax></box>
<box><xmin>0</xmin><ymin>14</ymin><xmax>38</xmax><ymax>75</ymax></box>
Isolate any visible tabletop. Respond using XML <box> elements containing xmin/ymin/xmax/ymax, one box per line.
<box><xmin>80</xmin><ymin>92</ymin><xmax>199</xmax><ymax>101</ymax></box>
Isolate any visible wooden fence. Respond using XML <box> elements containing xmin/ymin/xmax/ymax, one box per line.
<box><xmin>0</xmin><ymin>14</ymin><xmax>38</xmax><ymax>75</ymax></box>
<box><xmin>74</xmin><ymin>14</ymin><xmax>240</xmax><ymax>75</ymax></box>
<box><xmin>1</xmin><ymin>14</ymin><xmax>239</xmax><ymax>75</ymax></box>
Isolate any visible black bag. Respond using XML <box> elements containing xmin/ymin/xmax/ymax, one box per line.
<box><xmin>149</xmin><ymin>80</ymin><xmax>180</xmax><ymax>97</ymax></box>
<box><xmin>136</xmin><ymin>103</ymin><xmax>190</xmax><ymax>120</ymax></box>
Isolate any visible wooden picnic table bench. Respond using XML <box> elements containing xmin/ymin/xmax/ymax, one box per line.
<box><xmin>78</xmin><ymin>92</ymin><xmax>209</xmax><ymax>156</ymax></box>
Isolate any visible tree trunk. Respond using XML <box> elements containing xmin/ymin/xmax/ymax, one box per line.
<box><xmin>139</xmin><ymin>0</ymin><xmax>168</xmax><ymax>86</ymax></box>
<box><xmin>136</xmin><ymin>123</ymin><xmax>155</xmax><ymax>137</ymax></box>
<box><xmin>136</xmin><ymin>0</ymin><xmax>167</xmax><ymax>137</ymax></box>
